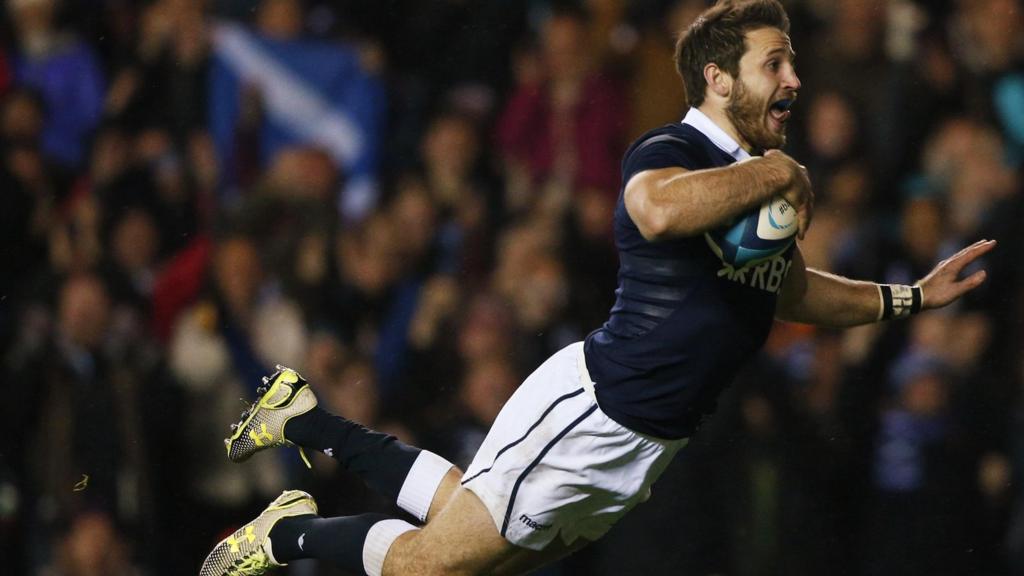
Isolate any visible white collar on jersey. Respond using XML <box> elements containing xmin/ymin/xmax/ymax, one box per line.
<box><xmin>682</xmin><ymin>107</ymin><xmax>752</xmax><ymax>162</ymax></box>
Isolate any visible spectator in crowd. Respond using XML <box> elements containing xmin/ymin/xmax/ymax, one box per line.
<box><xmin>208</xmin><ymin>0</ymin><xmax>385</xmax><ymax>218</ymax></box>
<box><xmin>39</xmin><ymin>510</ymin><xmax>144</xmax><ymax>576</ymax></box>
<box><xmin>950</xmin><ymin>0</ymin><xmax>1024</xmax><ymax>164</ymax></box>
<box><xmin>622</xmin><ymin>0</ymin><xmax>701</xmax><ymax>139</ymax></box>
<box><xmin>496</xmin><ymin>4</ymin><xmax>627</xmax><ymax>215</ymax></box>
<box><xmin>418</xmin><ymin>110</ymin><xmax>500</xmax><ymax>283</ymax></box>
<box><xmin>7</xmin><ymin>0</ymin><xmax>105</xmax><ymax>168</ymax></box>
<box><xmin>105</xmin><ymin>0</ymin><xmax>210</xmax><ymax>140</ymax></box>
<box><xmin>7</xmin><ymin>272</ymin><xmax>174</xmax><ymax>571</ymax></box>
<box><xmin>864</xmin><ymin>349</ymin><xmax>973</xmax><ymax>576</ymax></box>
<box><xmin>0</xmin><ymin>88</ymin><xmax>63</xmax><ymax>312</ymax></box>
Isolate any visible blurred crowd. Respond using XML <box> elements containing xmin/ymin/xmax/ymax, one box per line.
<box><xmin>0</xmin><ymin>0</ymin><xmax>1022</xmax><ymax>574</ymax></box>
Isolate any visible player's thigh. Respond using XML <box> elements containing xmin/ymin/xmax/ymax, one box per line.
<box><xmin>490</xmin><ymin>536</ymin><xmax>591</xmax><ymax>576</ymax></box>
<box><xmin>383</xmin><ymin>486</ymin><xmax>519</xmax><ymax>576</ymax></box>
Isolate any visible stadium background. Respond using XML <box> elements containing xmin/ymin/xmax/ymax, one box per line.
<box><xmin>0</xmin><ymin>0</ymin><xmax>1022</xmax><ymax>574</ymax></box>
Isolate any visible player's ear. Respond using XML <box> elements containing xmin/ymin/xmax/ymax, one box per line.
<box><xmin>703</xmin><ymin>63</ymin><xmax>732</xmax><ymax>99</ymax></box>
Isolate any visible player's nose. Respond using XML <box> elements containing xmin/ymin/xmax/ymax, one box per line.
<box><xmin>783</xmin><ymin>65</ymin><xmax>801</xmax><ymax>92</ymax></box>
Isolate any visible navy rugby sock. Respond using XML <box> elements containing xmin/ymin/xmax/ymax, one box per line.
<box><xmin>284</xmin><ymin>407</ymin><xmax>454</xmax><ymax>523</ymax></box>
<box><xmin>285</xmin><ymin>407</ymin><xmax>419</xmax><ymax>499</ymax></box>
<box><xmin>269</xmin><ymin>513</ymin><xmax>401</xmax><ymax>574</ymax></box>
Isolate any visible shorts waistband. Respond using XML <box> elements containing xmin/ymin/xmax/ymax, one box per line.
<box><xmin>572</xmin><ymin>342</ymin><xmax>597</xmax><ymax>402</ymax></box>
<box><xmin>570</xmin><ymin>342</ymin><xmax>689</xmax><ymax>449</ymax></box>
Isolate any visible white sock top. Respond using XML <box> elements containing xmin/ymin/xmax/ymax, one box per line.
<box><xmin>397</xmin><ymin>450</ymin><xmax>453</xmax><ymax>522</ymax></box>
<box><xmin>362</xmin><ymin>519</ymin><xmax>417</xmax><ymax>576</ymax></box>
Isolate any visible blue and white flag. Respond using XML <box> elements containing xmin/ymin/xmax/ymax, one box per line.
<box><xmin>209</xmin><ymin>22</ymin><xmax>385</xmax><ymax>219</ymax></box>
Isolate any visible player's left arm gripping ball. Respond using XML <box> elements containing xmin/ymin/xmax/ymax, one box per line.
<box><xmin>917</xmin><ymin>239</ymin><xmax>997</xmax><ymax>310</ymax></box>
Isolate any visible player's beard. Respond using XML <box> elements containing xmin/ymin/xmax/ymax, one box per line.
<box><xmin>726</xmin><ymin>77</ymin><xmax>785</xmax><ymax>152</ymax></box>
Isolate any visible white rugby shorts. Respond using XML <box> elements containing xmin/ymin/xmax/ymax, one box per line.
<box><xmin>461</xmin><ymin>342</ymin><xmax>689</xmax><ymax>551</ymax></box>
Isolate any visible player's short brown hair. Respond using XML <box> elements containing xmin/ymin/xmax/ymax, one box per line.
<box><xmin>674</xmin><ymin>0</ymin><xmax>790</xmax><ymax>107</ymax></box>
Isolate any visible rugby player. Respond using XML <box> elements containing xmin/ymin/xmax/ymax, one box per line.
<box><xmin>199</xmin><ymin>1</ymin><xmax>994</xmax><ymax>574</ymax></box>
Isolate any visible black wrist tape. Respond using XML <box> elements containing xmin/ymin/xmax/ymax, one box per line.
<box><xmin>879</xmin><ymin>284</ymin><xmax>923</xmax><ymax>320</ymax></box>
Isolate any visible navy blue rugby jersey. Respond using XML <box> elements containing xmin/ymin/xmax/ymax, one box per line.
<box><xmin>583</xmin><ymin>118</ymin><xmax>795</xmax><ymax>440</ymax></box>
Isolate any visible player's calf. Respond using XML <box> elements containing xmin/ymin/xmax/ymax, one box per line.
<box><xmin>226</xmin><ymin>365</ymin><xmax>458</xmax><ymax>523</ymax></box>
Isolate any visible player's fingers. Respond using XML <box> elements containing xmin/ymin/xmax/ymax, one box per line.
<box><xmin>937</xmin><ymin>238</ymin><xmax>995</xmax><ymax>272</ymax></box>
<box><xmin>968</xmin><ymin>268</ymin><xmax>988</xmax><ymax>285</ymax></box>
<box><xmin>953</xmin><ymin>269</ymin><xmax>988</xmax><ymax>296</ymax></box>
<box><xmin>969</xmin><ymin>239</ymin><xmax>997</xmax><ymax>256</ymax></box>
<box><xmin>966</xmin><ymin>238</ymin><xmax>995</xmax><ymax>254</ymax></box>
<box><xmin>957</xmin><ymin>239</ymin><xmax>995</xmax><ymax>258</ymax></box>
<box><xmin>929</xmin><ymin>269</ymin><xmax>986</xmax><ymax>307</ymax></box>
<box><xmin>796</xmin><ymin>204</ymin><xmax>809</xmax><ymax>240</ymax></box>
<box><xmin>948</xmin><ymin>239</ymin><xmax>996</xmax><ymax>274</ymax></box>
<box><xmin>949</xmin><ymin>239</ymin><xmax>987</xmax><ymax>258</ymax></box>
<box><xmin>799</xmin><ymin>184</ymin><xmax>813</xmax><ymax>240</ymax></box>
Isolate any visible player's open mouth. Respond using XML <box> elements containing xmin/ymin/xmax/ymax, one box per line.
<box><xmin>769</xmin><ymin>98</ymin><xmax>793</xmax><ymax>124</ymax></box>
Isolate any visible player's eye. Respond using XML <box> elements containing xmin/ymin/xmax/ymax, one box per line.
<box><xmin>766</xmin><ymin>60</ymin><xmax>779</xmax><ymax>71</ymax></box>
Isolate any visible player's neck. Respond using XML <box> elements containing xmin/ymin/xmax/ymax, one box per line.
<box><xmin>696</xmin><ymin>104</ymin><xmax>755</xmax><ymax>155</ymax></box>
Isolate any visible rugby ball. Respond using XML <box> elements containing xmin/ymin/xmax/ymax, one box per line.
<box><xmin>705</xmin><ymin>196</ymin><xmax>797</xmax><ymax>268</ymax></box>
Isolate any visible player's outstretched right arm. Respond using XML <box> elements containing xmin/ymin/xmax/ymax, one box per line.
<box><xmin>777</xmin><ymin>239</ymin><xmax>996</xmax><ymax>327</ymax></box>
<box><xmin>624</xmin><ymin>149</ymin><xmax>813</xmax><ymax>242</ymax></box>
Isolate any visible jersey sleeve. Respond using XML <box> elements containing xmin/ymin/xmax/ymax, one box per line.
<box><xmin>621</xmin><ymin>133</ymin><xmax>705</xmax><ymax>184</ymax></box>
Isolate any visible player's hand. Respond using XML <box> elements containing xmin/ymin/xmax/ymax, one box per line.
<box><xmin>917</xmin><ymin>239</ymin><xmax>996</xmax><ymax>309</ymax></box>
<box><xmin>764</xmin><ymin>150</ymin><xmax>813</xmax><ymax>240</ymax></box>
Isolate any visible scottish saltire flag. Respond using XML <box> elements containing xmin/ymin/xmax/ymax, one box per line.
<box><xmin>209</xmin><ymin>22</ymin><xmax>385</xmax><ymax>219</ymax></box>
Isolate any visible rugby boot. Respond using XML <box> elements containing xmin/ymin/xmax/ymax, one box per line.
<box><xmin>225</xmin><ymin>365</ymin><xmax>317</xmax><ymax>468</ymax></box>
<box><xmin>198</xmin><ymin>489</ymin><xmax>317</xmax><ymax>576</ymax></box>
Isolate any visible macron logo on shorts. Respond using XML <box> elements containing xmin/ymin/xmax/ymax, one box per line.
<box><xmin>519</xmin><ymin>514</ymin><xmax>551</xmax><ymax>531</ymax></box>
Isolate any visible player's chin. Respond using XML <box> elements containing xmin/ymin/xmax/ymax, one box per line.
<box><xmin>760</xmin><ymin>120</ymin><xmax>787</xmax><ymax>149</ymax></box>
<box><xmin>767</xmin><ymin>115</ymin><xmax>788</xmax><ymax>136</ymax></box>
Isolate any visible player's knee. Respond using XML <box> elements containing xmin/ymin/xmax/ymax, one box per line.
<box><xmin>445</xmin><ymin>466</ymin><xmax>465</xmax><ymax>484</ymax></box>
<box><xmin>426</xmin><ymin>467</ymin><xmax>465</xmax><ymax>520</ymax></box>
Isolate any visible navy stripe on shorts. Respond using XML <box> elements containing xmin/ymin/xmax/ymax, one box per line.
<box><xmin>500</xmin><ymin>404</ymin><xmax>599</xmax><ymax>536</ymax></box>
<box><xmin>461</xmin><ymin>388</ymin><xmax>585</xmax><ymax>485</ymax></box>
